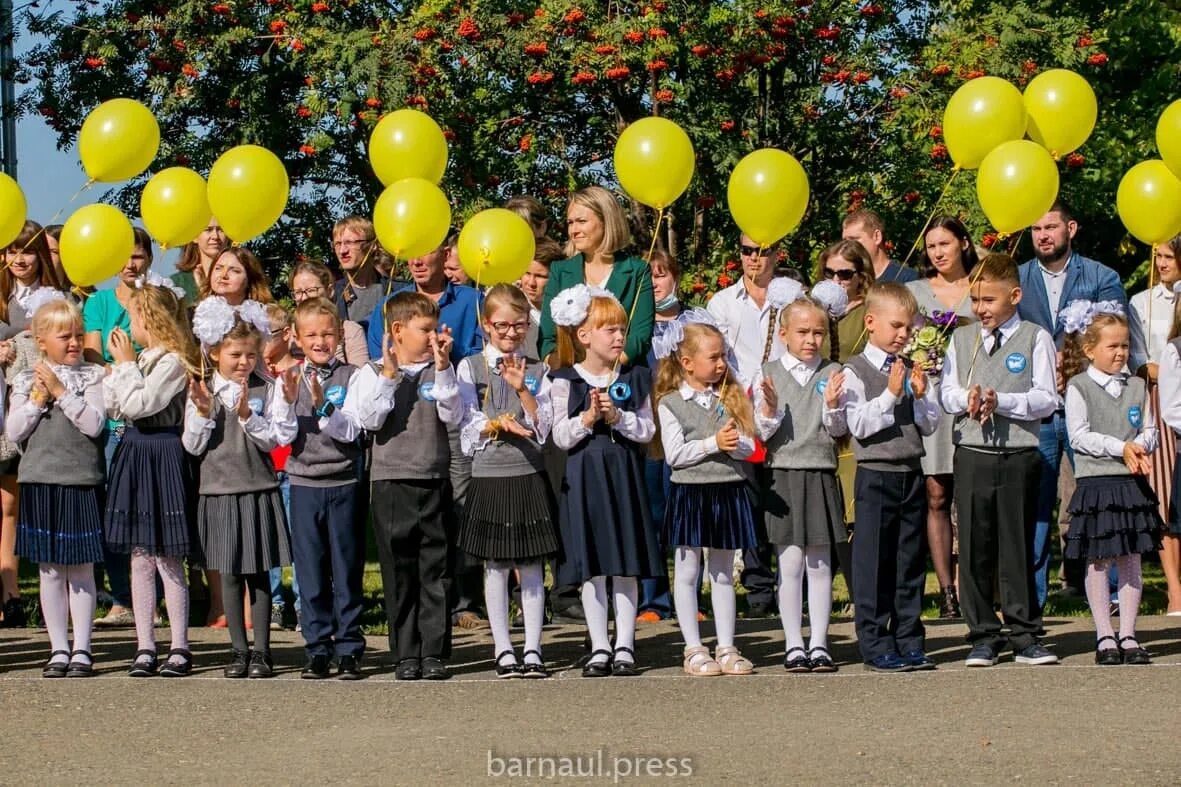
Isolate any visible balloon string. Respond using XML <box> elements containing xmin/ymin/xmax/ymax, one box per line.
<box><xmin>15</xmin><ymin>179</ymin><xmax>95</xmax><ymax>257</ymax></box>
<box><xmin>343</xmin><ymin>240</ymin><xmax>378</xmax><ymax>304</ymax></box>
<box><xmin>384</xmin><ymin>254</ymin><xmax>400</xmax><ymax>297</ymax></box>
<box><xmin>610</xmin><ymin>206</ymin><xmax>662</xmax><ymax>378</ymax></box>
<box><xmin>1148</xmin><ymin>243</ymin><xmax>1157</xmax><ymax>329</ymax></box>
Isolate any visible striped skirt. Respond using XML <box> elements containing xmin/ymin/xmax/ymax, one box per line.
<box><xmin>104</xmin><ymin>427</ymin><xmax>196</xmax><ymax>558</ymax></box>
<box><xmin>197</xmin><ymin>489</ymin><xmax>291</xmax><ymax>574</ymax></box>
<box><xmin>1148</xmin><ymin>381</ymin><xmax>1176</xmax><ymax>523</ymax></box>
<box><xmin>459</xmin><ymin>473</ymin><xmax>560</xmax><ymax>561</ymax></box>
<box><xmin>15</xmin><ymin>483</ymin><xmax>104</xmax><ymax>565</ymax></box>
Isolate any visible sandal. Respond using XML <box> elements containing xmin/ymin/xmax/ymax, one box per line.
<box><xmin>521</xmin><ymin>650</ymin><xmax>549</xmax><ymax>679</ymax></box>
<box><xmin>42</xmin><ymin>650</ymin><xmax>71</xmax><ymax>679</ymax></box>
<box><xmin>128</xmin><ymin>649</ymin><xmax>158</xmax><ymax>678</ymax></box>
<box><xmin>494</xmin><ymin>649</ymin><xmax>521</xmax><ymax>679</ymax></box>
<box><xmin>682</xmin><ymin>645</ymin><xmax>722</xmax><ymax>677</ymax></box>
<box><xmin>783</xmin><ymin>646</ymin><xmax>812</xmax><ymax>673</ymax></box>
<box><xmin>808</xmin><ymin>647</ymin><xmax>837</xmax><ymax>673</ymax></box>
<box><xmin>66</xmin><ymin>650</ymin><xmax>95</xmax><ymax>678</ymax></box>
<box><xmin>582</xmin><ymin>649</ymin><xmax>613</xmax><ymax>678</ymax></box>
<box><xmin>1118</xmin><ymin>636</ymin><xmax>1151</xmax><ymax>665</ymax></box>
<box><xmin>715</xmin><ymin>645</ymin><xmax>754</xmax><ymax>675</ymax></box>
<box><xmin>159</xmin><ymin>648</ymin><xmax>193</xmax><ymax>677</ymax></box>
<box><xmin>612</xmin><ymin>646</ymin><xmax>640</xmax><ymax>676</ymax></box>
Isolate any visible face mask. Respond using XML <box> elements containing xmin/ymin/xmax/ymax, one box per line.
<box><xmin>655</xmin><ymin>293</ymin><xmax>679</xmax><ymax>312</ymax></box>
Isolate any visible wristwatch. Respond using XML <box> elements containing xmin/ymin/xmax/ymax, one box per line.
<box><xmin>315</xmin><ymin>400</ymin><xmax>336</xmax><ymax>418</ymax></box>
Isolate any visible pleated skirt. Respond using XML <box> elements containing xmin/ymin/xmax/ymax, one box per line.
<box><xmin>197</xmin><ymin>489</ymin><xmax>291</xmax><ymax>574</ymax></box>
<box><xmin>15</xmin><ymin>483</ymin><xmax>104</xmax><ymax>565</ymax></box>
<box><xmin>663</xmin><ymin>480</ymin><xmax>758</xmax><ymax>550</ymax></box>
<box><xmin>764</xmin><ymin>468</ymin><xmax>846</xmax><ymax>547</ymax></box>
<box><xmin>459</xmin><ymin>473</ymin><xmax>560</xmax><ymax>561</ymax></box>
<box><xmin>104</xmin><ymin>427</ymin><xmax>196</xmax><ymax>558</ymax></box>
<box><xmin>1066</xmin><ymin>475</ymin><xmax>1163</xmax><ymax>560</ymax></box>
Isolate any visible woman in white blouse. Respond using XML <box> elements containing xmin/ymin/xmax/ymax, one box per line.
<box><xmin>1130</xmin><ymin>234</ymin><xmax>1181</xmax><ymax>614</ymax></box>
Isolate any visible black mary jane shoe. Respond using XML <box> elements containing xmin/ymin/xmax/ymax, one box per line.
<box><xmin>66</xmin><ymin>650</ymin><xmax>96</xmax><ymax>678</ymax></box>
<box><xmin>224</xmin><ymin>649</ymin><xmax>250</xmax><ymax>679</ymax></box>
<box><xmin>159</xmin><ymin>649</ymin><xmax>193</xmax><ymax>678</ymax></box>
<box><xmin>128</xmin><ymin>649</ymin><xmax>158</xmax><ymax>678</ymax></box>
<box><xmin>494</xmin><ymin>650</ymin><xmax>522</xmax><ymax>679</ymax></box>
<box><xmin>783</xmin><ymin>646</ymin><xmax>812</xmax><ymax>673</ymax></box>
<box><xmin>808</xmin><ymin>647</ymin><xmax>838</xmax><ymax>673</ymax></box>
<box><xmin>611</xmin><ymin>646</ymin><xmax>640</xmax><ymax>677</ymax></box>
<box><xmin>581</xmin><ymin>649</ymin><xmax>613</xmax><ymax>678</ymax></box>
<box><xmin>42</xmin><ymin>650</ymin><xmax>71</xmax><ymax>679</ymax></box>
<box><xmin>520</xmin><ymin>650</ymin><xmax>549</xmax><ymax>679</ymax></box>
<box><xmin>395</xmin><ymin>658</ymin><xmax>422</xmax><ymax>681</ymax></box>
<box><xmin>1118</xmin><ymin>636</ymin><xmax>1152</xmax><ymax>665</ymax></box>
<box><xmin>1094</xmin><ymin>636</ymin><xmax>1121</xmax><ymax>666</ymax></box>
<box><xmin>248</xmin><ymin>650</ymin><xmax>274</xmax><ymax>679</ymax></box>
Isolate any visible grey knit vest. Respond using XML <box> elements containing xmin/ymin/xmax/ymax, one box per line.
<box><xmin>285</xmin><ymin>362</ymin><xmax>361</xmax><ymax>486</ymax></box>
<box><xmin>466</xmin><ymin>356</ymin><xmax>548</xmax><ymax>479</ymax></box>
<box><xmin>1069</xmin><ymin>372</ymin><xmax>1146</xmax><ymax>479</ymax></box>
<box><xmin>659</xmin><ymin>392</ymin><xmax>754</xmax><ymax>485</ymax></box>
<box><xmin>370</xmin><ymin>365</ymin><xmax>450</xmax><ymax>481</ymax></box>
<box><xmin>950</xmin><ymin>321</ymin><xmax>1041</xmax><ymax>450</ymax></box>
<box><xmin>17</xmin><ymin>393</ymin><xmax>105</xmax><ymax>487</ymax></box>
<box><xmin>762</xmin><ymin>358</ymin><xmax>839</xmax><ymax>470</ymax></box>
<box><xmin>193</xmin><ymin>375</ymin><xmax>279</xmax><ymax>495</ymax></box>
<box><xmin>844</xmin><ymin>353</ymin><xmax>923</xmax><ymax>471</ymax></box>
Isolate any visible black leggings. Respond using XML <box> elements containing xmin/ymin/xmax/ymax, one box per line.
<box><xmin>221</xmin><ymin>572</ymin><xmax>272</xmax><ymax>653</ymax></box>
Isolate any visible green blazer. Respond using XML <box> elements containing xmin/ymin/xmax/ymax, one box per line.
<box><xmin>538</xmin><ymin>252</ymin><xmax>655</xmax><ymax>365</ymax></box>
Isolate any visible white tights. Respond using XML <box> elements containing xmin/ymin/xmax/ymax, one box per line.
<box><xmin>484</xmin><ymin>561</ymin><xmax>546</xmax><ymax>666</ymax></box>
<box><xmin>582</xmin><ymin>576</ymin><xmax>638</xmax><ymax>665</ymax></box>
<box><xmin>673</xmin><ymin>547</ymin><xmax>736</xmax><ymax>649</ymax></box>
<box><xmin>776</xmin><ymin>544</ymin><xmax>833</xmax><ymax>652</ymax></box>
<box><xmin>39</xmin><ymin>563</ymin><xmax>96</xmax><ymax>664</ymax></box>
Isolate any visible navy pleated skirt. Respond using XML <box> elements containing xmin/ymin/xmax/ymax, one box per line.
<box><xmin>1066</xmin><ymin>475</ymin><xmax>1163</xmax><ymax>560</ymax></box>
<box><xmin>104</xmin><ymin>427</ymin><xmax>196</xmax><ymax>558</ymax></box>
<box><xmin>15</xmin><ymin>483</ymin><xmax>104</xmax><ymax>565</ymax></box>
<box><xmin>459</xmin><ymin>473</ymin><xmax>560</xmax><ymax>561</ymax></box>
<box><xmin>663</xmin><ymin>480</ymin><xmax>758</xmax><ymax>550</ymax></box>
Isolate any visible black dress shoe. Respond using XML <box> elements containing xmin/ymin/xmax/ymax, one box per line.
<box><xmin>301</xmin><ymin>654</ymin><xmax>332</xmax><ymax>679</ymax></box>
<box><xmin>783</xmin><ymin>647</ymin><xmax>812</xmax><ymax>673</ymax></box>
<box><xmin>395</xmin><ymin>658</ymin><xmax>422</xmax><ymax>680</ymax></box>
<box><xmin>337</xmin><ymin>655</ymin><xmax>362</xmax><ymax>680</ymax></box>
<box><xmin>611</xmin><ymin>647</ymin><xmax>639</xmax><ymax>676</ymax></box>
<box><xmin>1119</xmin><ymin>636</ymin><xmax>1151</xmax><ymax>665</ymax></box>
<box><xmin>224</xmin><ymin>649</ymin><xmax>250</xmax><ymax>679</ymax></box>
<box><xmin>42</xmin><ymin>650</ymin><xmax>71</xmax><ymax>679</ymax></box>
<box><xmin>248</xmin><ymin>650</ymin><xmax>274</xmax><ymax>678</ymax></box>
<box><xmin>494</xmin><ymin>650</ymin><xmax>522</xmax><ymax>679</ymax></box>
<box><xmin>582</xmin><ymin>649</ymin><xmax>613</xmax><ymax>678</ymax></box>
<box><xmin>421</xmin><ymin>657</ymin><xmax>450</xmax><ymax>680</ymax></box>
<box><xmin>66</xmin><ymin>650</ymin><xmax>96</xmax><ymax>678</ymax></box>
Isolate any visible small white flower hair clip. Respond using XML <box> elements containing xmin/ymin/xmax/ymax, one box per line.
<box><xmin>191</xmin><ymin>296</ymin><xmax>238</xmax><ymax>348</ymax></box>
<box><xmin>1058</xmin><ymin>299</ymin><xmax>1096</xmax><ymax>335</ymax></box>
<box><xmin>811</xmin><ymin>280</ymin><xmax>849</xmax><ymax>318</ymax></box>
<box><xmin>24</xmin><ymin>288</ymin><xmax>68</xmax><ymax>318</ymax></box>
<box><xmin>766</xmin><ymin>277</ymin><xmax>805</xmax><ymax>310</ymax></box>
<box><xmin>550</xmin><ymin>284</ymin><xmax>593</xmax><ymax>327</ymax></box>
<box><xmin>1092</xmin><ymin>300</ymin><xmax>1125</xmax><ymax>318</ymax></box>
<box><xmin>134</xmin><ymin>271</ymin><xmax>186</xmax><ymax>301</ymax></box>
<box><xmin>235</xmin><ymin>299</ymin><xmax>272</xmax><ymax>337</ymax></box>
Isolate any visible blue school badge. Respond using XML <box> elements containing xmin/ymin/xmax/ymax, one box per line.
<box><xmin>247</xmin><ymin>397</ymin><xmax>265</xmax><ymax>416</ymax></box>
<box><xmin>1129</xmin><ymin>405</ymin><xmax>1143</xmax><ymax>429</ymax></box>
<box><xmin>524</xmin><ymin>375</ymin><xmax>541</xmax><ymax>395</ymax></box>
<box><xmin>419</xmin><ymin>381</ymin><xmax>436</xmax><ymax>402</ymax></box>
<box><xmin>608</xmin><ymin>381</ymin><xmax>632</xmax><ymax>404</ymax></box>
<box><xmin>814</xmin><ymin>378</ymin><xmax>828</xmax><ymax>396</ymax></box>
<box><xmin>1005</xmin><ymin>353</ymin><xmax>1027</xmax><ymax>374</ymax></box>
<box><xmin>325</xmin><ymin>385</ymin><xmax>346</xmax><ymax>407</ymax></box>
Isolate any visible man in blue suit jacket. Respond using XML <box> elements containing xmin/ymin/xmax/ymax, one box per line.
<box><xmin>1017</xmin><ymin>201</ymin><xmax>1128</xmax><ymax>608</ymax></box>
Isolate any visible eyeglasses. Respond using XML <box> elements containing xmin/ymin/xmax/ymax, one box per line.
<box><xmin>490</xmin><ymin>321</ymin><xmax>529</xmax><ymax>334</ymax></box>
<box><xmin>292</xmin><ymin>287</ymin><xmax>325</xmax><ymax>299</ymax></box>
<box><xmin>739</xmin><ymin>245</ymin><xmax>770</xmax><ymax>257</ymax></box>
<box><xmin>823</xmin><ymin>268</ymin><xmax>857</xmax><ymax>281</ymax></box>
<box><xmin>333</xmin><ymin>239</ymin><xmax>372</xmax><ymax>249</ymax></box>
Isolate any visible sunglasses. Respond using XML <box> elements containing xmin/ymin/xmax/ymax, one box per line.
<box><xmin>823</xmin><ymin>268</ymin><xmax>857</xmax><ymax>281</ymax></box>
<box><xmin>739</xmin><ymin>244</ymin><xmax>770</xmax><ymax>257</ymax></box>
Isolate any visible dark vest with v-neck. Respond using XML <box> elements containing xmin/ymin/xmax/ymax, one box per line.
<box><xmin>844</xmin><ymin>353</ymin><xmax>923</xmax><ymax>471</ymax></box>
<box><xmin>370</xmin><ymin>364</ymin><xmax>450</xmax><ymax>481</ymax></box>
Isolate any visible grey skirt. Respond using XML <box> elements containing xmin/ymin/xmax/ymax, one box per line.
<box><xmin>197</xmin><ymin>489</ymin><xmax>291</xmax><ymax>574</ymax></box>
<box><xmin>764</xmin><ymin>468</ymin><xmax>847</xmax><ymax>547</ymax></box>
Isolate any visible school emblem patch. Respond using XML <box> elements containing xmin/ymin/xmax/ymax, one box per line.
<box><xmin>247</xmin><ymin>397</ymin><xmax>265</xmax><ymax>416</ymax></box>
<box><xmin>1005</xmin><ymin>353</ymin><xmax>1027</xmax><ymax>374</ymax></box>
<box><xmin>1129</xmin><ymin>405</ymin><xmax>1143</xmax><ymax>429</ymax></box>
<box><xmin>324</xmin><ymin>385</ymin><xmax>346</xmax><ymax>407</ymax></box>
<box><xmin>815</xmin><ymin>378</ymin><xmax>827</xmax><ymax>396</ymax></box>
<box><xmin>418</xmin><ymin>382</ymin><xmax>436</xmax><ymax>402</ymax></box>
<box><xmin>524</xmin><ymin>375</ymin><xmax>541</xmax><ymax>395</ymax></box>
<box><xmin>608</xmin><ymin>381</ymin><xmax>632</xmax><ymax>403</ymax></box>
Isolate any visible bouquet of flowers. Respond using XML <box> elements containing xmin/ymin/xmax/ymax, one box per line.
<box><xmin>903</xmin><ymin>310</ymin><xmax>958</xmax><ymax>373</ymax></box>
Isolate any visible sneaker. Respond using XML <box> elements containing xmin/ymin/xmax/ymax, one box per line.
<box><xmin>453</xmin><ymin>611</ymin><xmax>486</xmax><ymax>630</ymax></box>
<box><xmin>636</xmin><ymin>610</ymin><xmax>663</xmax><ymax>623</ymax></box>
<box><xmin>270</xmin><ymin>604</ymin><xmax>285</xmax><ymax>631</ymax></box>
<box><xmin>865</xmin><ymin>653</ymin><xmax>910</xmax><ymax>673</ymax></box>
<box><xmin>1014</xmin><ymin>642</ymin><xmax>1058</xmax><ymax>665</ymax></box>
<box><xmin>901</xmin><ymin>650</ymin><xmax>936</xmax><ymax>671</ymax></box>
<box><xmin>964</xmin><ymin>643</ymin><xmax>998</xmax><ymax>667</ymax></box>
<box><xmin>94</xmin><ymin>606</ymin><xmax>135</xmax><ymax>628</ymax></box>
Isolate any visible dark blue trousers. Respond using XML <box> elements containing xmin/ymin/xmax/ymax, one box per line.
<box><xmin>289</xmin><ymin>482</ymin><xmax>365</xmax><ymax>659</ymax></box>
<box><xmin>852</xmin><ymin>466</ymin><xmax>927</xmax><ymax>662</ymax></box>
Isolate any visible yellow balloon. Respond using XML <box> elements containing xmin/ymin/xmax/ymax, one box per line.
<box><xmin>373</xmin><ymin>178</ymin><xmax>451</xmax><ymax>259</ymax></box>
<box><xmin>0</xmin><ymin>173</ymin><xmax>26</xmax><ymax>249</ymax></box>
<box><xmin>1024</xmin><ymin>69</ymin><xmax>1097</xmax><ymax>158</ymax></box>
<box><xmin>78</xmin><ymin>99</ymin><xmax>161</xmax><ymax>183</ymax></box>
<box><xmin>976</xmin><ymin>140</ymin><xmax>1060</xmax><ymax>234</ymax></box>
<box><xmin>458</xmin><ymin>209</ymin><xmax>536</xmax><ymax>286</ymax></box>
<box><xmin>726</xmin><ymin>148</ymin><xmax>810</xmax><ymax>246</ymax></box>
<box><xmin>207</xmin><ymin>145</ymin><xmax>289</xmax><ymax>243</ymax></box>
<box><xmin>1158</xmin><ymin>99</ymin><xmax>1181</xmax><ymax>182</ymax></box>
<box><xmin>614</xmin><ymin>117</ymin><xmax>695</xmax><ymax>209</ymax></box>
<box><xmin>369</xmin><ymin>110</ymin><xmax>449</xmax><ymax>186</ymax></box>
<box><xmin>59</xmin><ymin>204</ymin><xmax>135</xmax><ymax>288</ymax></box>
<box><xmin>943</xmin><ymin>77</ymin><xmax>1027</xmax><ymax>170</ymax></box>
<box><xmin>140</xmin><ymin>167</ymin><xmax>211</xmax><ymax>249</ymax></box>
<box><xmin>1116</xmin><ymin>160</ymin><xmax>1181</xmax><ymax>246</ymax></box>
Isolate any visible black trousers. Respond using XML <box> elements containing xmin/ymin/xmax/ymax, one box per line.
<box><xmin>372</xmin><ymin>478</ymin><xmax>454</xmax><ymax>661</ymax></box>
<box><xmin>739</xmin><ymin>466</ymin><xmax>778</xmax><ymax>608</ymax></box>
<box><xmin>852</xmin><ymin>467</ymin><xmax>927</xmax><ymax>662</ymax></box>
<box><xmin>447</xmin><ymin>427</ymin><xmax>484</xmax><ymax>617</ymax></box>
<box><xmin>954</xmin><ymin>447</ymin><xmax>1043</xmax><ymax>651</ymax></box>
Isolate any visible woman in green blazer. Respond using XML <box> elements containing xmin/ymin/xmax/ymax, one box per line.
<box><xmin>538</xmin><ymin>186</ymin><xmax>655</xmax><ymax>365</ymax></box>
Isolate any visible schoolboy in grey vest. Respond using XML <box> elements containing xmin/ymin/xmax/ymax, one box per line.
<box><xmin>939</xmin><ymin>260</ymin><xmax>1060</xmax><ymax>667</ymax></box>
<box><xmin>840</xmin><ymin>283</ymin><xmax>940</xmax><ymax>672</ymax></box>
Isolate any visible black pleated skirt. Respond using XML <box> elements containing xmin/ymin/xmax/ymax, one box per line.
<box><xmin>764</xmin><ymin>469</ymin><xmax>846</xmax><ymax>547</ymax></box>
<box><xmin>104</xmin><ymin>427</ymin><xmax>196</xmax><ymax>558</ymax></box>
<box><xmin>15</xmin><ymin>483</ymin><xmax>104</xmax><ymax>565</ymax></box>
<box><xmin>1065</xmin><ymin>475</ymin><xmax>1163</xmax><ymax>560</ymax></box>
<box><xmin>459</xmin><ymin>473</ymin><xmax>559</xmax><ymax>561</ymax></box>
<box><xmin>663</xmin><ymin>481</ymin><xmax>758</xmax><ymax>550</ymax></box>
<box><xmin>197</xmin><ymin>489</ymin><xmax>291</xmax><ymax>574</ymax></box>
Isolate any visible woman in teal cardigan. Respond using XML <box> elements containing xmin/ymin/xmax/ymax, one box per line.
<box><xmin>539</xmin><ymin>186</ymin><xmax>655</xmax><ymax>365</ymax></box>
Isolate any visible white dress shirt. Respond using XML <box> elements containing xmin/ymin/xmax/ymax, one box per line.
<box><xmin>1128</xmin><ymin>283</ymin><xmax>1175</xmax><ymax>371</ymax></box>
<box><xmin>550</xmin><ymin>364</ymin><xmax>655</xmax><ymax>450</ymax></box>
<box><xmin>706</xmin><ymin>278</ymin><xmax>786</xmax><ymax>387</ymax></box>
<box><xmin>1066</xmin><ymin>365</ymin><xmax>1157</xmax><ymax>458</ymax></box>
<box><xmin>1157</xmin><ymin>341</ymin><xmax>1181</xmax><ymax>435</ymax></box>
<box><xmin>6</xmin><ymin>363</ymin><xmax>104</xmax><ymax>442</ymax></box>
<box><xmin>103</xmin><ymin>347</ymin><xmax>189</xmax><ymax>422</ymax></box>
<box><xmin>843</xmin><ymin>343</ymin><xmax>940</xmax><ymax>440</ymax></box>
<box><xmin>346</xmin><ymin>360</ymin><xmax>462</xmax><ymax>434</ymax></box>
<box><xmin>456</xmin><ymin>346</ymin><xmax>553</xmax><ymax>456</ymax></box>
<box><xmin>658</xmin><ymin>381</ymin><xmax>755</xmax><ymax>468</ymax></box>
<box><xmin>181</xmin><ymin>372</ymin><xmax>298</xmax><ymax>455</ymax></box>
<box><xmin>940</xmin><ymin>312</ymin><xmax>1060</xmax><ymax>420</ymax></box>
<box><xmin>751</xmin><ymin>351</ymin><xmax>848</xmax><ymax>441</ymax></box>
<box><xmin>1039</xmin><ymin>259</ymin><xmax>1071</xmax><ymax>330</ymax></box>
